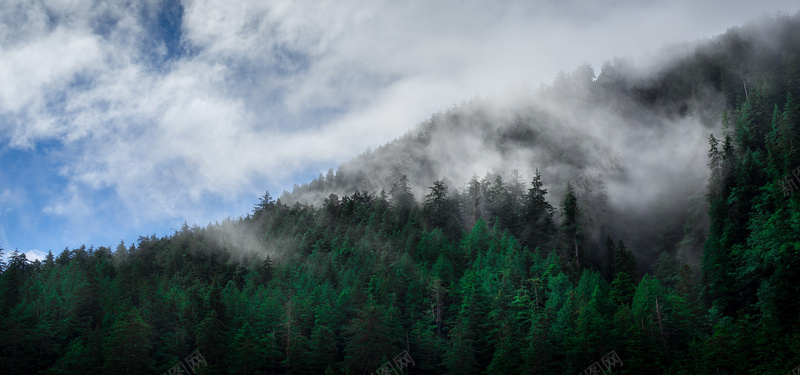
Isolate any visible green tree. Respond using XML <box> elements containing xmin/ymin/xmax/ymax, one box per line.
<box><xmin>462</xmin><ymin>175</ymin><xmax>483</xmax><ymax>228</ymax></box>
<box><xmin>609</xmin><ymin>241</ymin><xmax>637</xmax><ymax>306</ymax></box>
<box><xmin>343</xmin><ymin>300</ymin><xmax>402</xmax><ymax>374</ymax></box>
<box><xmin>103</xmin><ymin>308</ymin><xmax>155</xmax><ymax>374</ymax></box>
<box><xmin>560</xmin><ymin>183</ymin><xmax>583</xmax><ymax>275</ymax></box>
<box><xmin>422</xmin><ymin>179</ymin><xmax>461</xmax><ymax>237</ymax></box>
<box><xmin>443</xmin><ymin>319</ymin><xmax>480</xmax><ymax>375</ymax></box>
<box><xmin>653</xmin><ymin>252</ymin><xmax>680</xmax><ymax>290</ymax></box>
<box><xmin>228</xmin><ymin>321</ymin><xmax>269</xmax><ymax>375</ymax></box>
<box><xmin>253</xmin><ymin>190</ymin><xmax>276</xmax><ymax>218</ymax></box>
<box><xmin>0</xmin><ymin>250</ymin><xmax>28</xmax><ymax>315</ymax></box>
<box><xmin>522</xmin><ymin>169</ymin><xmax>556</xmax><ymax>248</ymax></box>
<box><xmin>194</xmin><ymin>309</ymin><xmax>227</xmax><ymax>373</ymax></box>
<box><xmin>486</xmin><ymin>174</ymin><xmax>514</xmax><ymax>230</ymax></box>
<box><xmin>390</xmin><ymin>175</ymin><xmax>415</xmax><ymax>211</ymax></box>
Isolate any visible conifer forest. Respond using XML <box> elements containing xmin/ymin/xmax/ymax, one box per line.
<box><xmin>3</xmin><ymin>12</ymin><xmax>800</xmax><ymax>375</ymax></box>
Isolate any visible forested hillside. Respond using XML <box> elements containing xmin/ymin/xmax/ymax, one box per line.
<box><xmin>2</xmin><ymin>13</ymin><xmax>800</xmax><ymax>375</ymax></box>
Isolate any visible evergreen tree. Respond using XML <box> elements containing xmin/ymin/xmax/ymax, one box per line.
<box><xmin>103</xmin><ymin>308</ymin><xmax>155</xmax><ymax>374</ymax></box>
<box><xmin>522</xmin><ymin>169</ymin><xmax>556</xmax><ymax>248</ymax></box>
<box><xmin>422</xmin><ymin>179</ymin><xmax>461</xmax><ymax>236</ymax></box>
<box><xmin>486</xmin><ymin>174</ymin><xmax>513</xmax><ymax>230</ymax></box>
<box><xmin>609</xmin><ymin>240</ymin><xmax>636</xmax><ymax>306</ymax></box>
<box><xmin>390</xmin><ymin>175</ymin><xmax>415</xmax><ymax>211</ymax></box>
<box><xmin>560</xmin><ymin>183</ymin><xmax>583</xmax><ymax>275</ymax></box>
<box><xmin>443</xmin><ymin>319</ymin><xmax>480</xmax><ymax>375</ymax></box>
<box><xmin>343</xmin><ymin>300</ymin><xmax>403</xmax><ymax>374</ymax></box>
<box><xmin>5</xmin><ymin>17</ymin><xmax>800</xmax><ymax>373</ymax></box>
<box><xmin>228</xmin><ymin>321</ymin><xmax>269</xmax><ymax>375</ymax></box>
<box><xmin>653</xmin><ymin>252</ymin><xmax>680</xmax><ymax>290</ymax></box>
<box><xmin>195</xmin><ymin>309</ymin><xmax>227</xmax><ymax>373</ymax></box>
<box><xmin>462</xmin><ymin>175</ymin><xmax>483</xmax><ymax>228</ymax></box>
<box><xmin>0</xmin><ymin>250</ymin><xmax>28</xmax><ymax>315</ymax></box>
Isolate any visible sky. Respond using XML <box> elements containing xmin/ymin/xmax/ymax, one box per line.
<box><xmin>0</xmin><ymin>0</ymin><xmax>797</xmax><ymax>260</ymax></box>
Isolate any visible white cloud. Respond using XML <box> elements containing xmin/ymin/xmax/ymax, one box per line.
<box><xmin>0</xmin><ymin>189</ymin><xmax>10</xmax><ymax>204</ymax></box>
<box><xmin>22</xmin><ymin>249</ymin><xmax>47</xmax><ymax>262</ymax></box>
<box><xmin>0</xmin><ymin>0</ymin><xmax>797</xmax><ymax>246</ymax></box>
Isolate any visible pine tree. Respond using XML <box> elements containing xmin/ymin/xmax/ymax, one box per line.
<box><xmin>307</xmin><ymin>324</ymin><xmax>337</xmax><ymax>372</ymax></box>
<box><xmin>42</xmin><ymin>336</ymin><xmax>90</xmax><ymax>375</ymax></box>
<box><xmin>604</xmin><ymin>235</ymin><xmax>615</xmax><ymax>281</ymax></box>
<box><xmin>508</xmin><ymin>169</ymin><xmax>526</xmax><ymax>215</ymax></box>
<box><xmin>522</xmin><ymin>169</ymin><xmax>556</xmax><ymax>248</ymax></box>
<box><xmin>628</xmin><ymin>276</ymin><xmax>668</xmax><ymax>372</ymax></box>
<box><xmin>609</xmin><ymin>241</ymin><xmax>636</xmax><ymax>306</ymax></box>
<box><xmin>228</xmin><ymin>321</ymin><xmax>268</xmax><ymax>375</ymax></box>
<box><xmin>103</xmin><ymin>308</ymin><xmax>155</xmax><ymax>374</ymax></box>
<box><xmin>462</xmin><ymin>175</ymin><xmax>483</xmax><ymax>228</ymax></box>
<box><xmin>389</xmin><ymin>175</ymin><xmax>416</xmax><ymax>227</ymax></box>
<box><xmin>194</xmin><ymin>309</ymin><xmax>227</xmax><ymax>374</ymax></box>
<box><xmin>486</xmin><ymin>174</ymin><xmax>513</xmax><ymax>230</ymax></box>
<box><xmin>390</xmin><ymin>175</ymin><xmax>415</xmax><ymax>211</ymax></box>
<box><xmin>254</xmin><ymin>190</ymin><xmax>275</xmax><ymax>218</ymax></box>
<box><xmin>0</xmin><ymin>250</ymin><xmax>28</xmax><ymax>315</ymax></box>
<box><xmin>653</xmin><ymin>252</ymin><xmax>680</xmax><ymax>290</ymax></box>
<box><xmin>343</xmin><ymin>299</ymin><xmax>402</xmax><ymax>374</ymax></box>
<box><xmin>422</xmin><ymin>179</ymin><xmax>460</xmax><ymax>236</ymax></box>
<box><xmin>708</xmin><ymin>133</ymin><xmax>722</xmax><ymax>185</ymax></box>
<box><xmin>560</xmin><ymin>183</ymin><xmax>583</xmax><ymax>275</ymax></box>
<box><xmin>443</xmin><ymin>319</ymin><xmax>480</xmax><ymax>375</ymax></box>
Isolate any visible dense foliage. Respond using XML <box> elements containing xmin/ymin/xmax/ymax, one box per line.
<box><xmin>2</xmin><ymin>13</ymin><xmax>800</xmax><ymax>375</ymax></box>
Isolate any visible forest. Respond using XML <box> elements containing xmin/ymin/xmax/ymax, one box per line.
<box><xmin>2</xmin><ymin>13</ymin><xmax>800</xmax><ymax>375</ymax></box>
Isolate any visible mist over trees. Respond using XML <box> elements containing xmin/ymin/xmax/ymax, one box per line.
<box><xmin>282</xmin><ymin>14</ymin><xmax>800</xmax><ymax>272</ymax></box>
<box><xmin>2</xmin><ymin>12</ymin><xmax>800</xmax><ymax>375</ymax></box>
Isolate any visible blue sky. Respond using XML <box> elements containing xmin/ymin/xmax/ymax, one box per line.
<box><xmin>0</xmin><ymin>0</ymin><xmax>797</xmax><ymax>260</ymax></box>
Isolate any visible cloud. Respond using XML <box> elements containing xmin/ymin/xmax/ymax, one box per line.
<box><xmin>0</xmin><ymin>0</ymin><xmax>796</xmax><ymax>249</ymax></box>
<box><xmin>0</xmin><ymin>189</ymin><xmax>10</xmax><ymax>248</ymax></box>
<box><xmin>0</xmin><ymin>189</ymin><xmax>10</xmax><ymax>204</ymax></box>
<box><xmin>23</xmin><ymin>249</ymin><xmax>47</xmax><ymax>262</ymax></box>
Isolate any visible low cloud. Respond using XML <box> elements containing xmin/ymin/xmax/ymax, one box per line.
<box><xmin>0</xmin><ymin>0</ymin><xmax>796</xmax><ymax>250</ymax></box>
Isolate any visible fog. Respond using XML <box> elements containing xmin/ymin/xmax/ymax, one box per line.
<box><xmin>0</xmin><ymin>0</ymin><xmax>796</xmax><ymax>257</ymax></box>
<box><xmin>281</xmin><ymin>12</ymin><xmax>800</xmax><ymax>268</ymax></box>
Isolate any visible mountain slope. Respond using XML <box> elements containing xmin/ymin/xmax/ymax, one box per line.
<box><xmin>2</xmin><ymin>12</ymin><xmax>800</xmax><ymax>375</ymax></box>
<box><xmin>282</xmin><ymin>13</ymin><xmax>800</xmax><ymax>269</ymax></box>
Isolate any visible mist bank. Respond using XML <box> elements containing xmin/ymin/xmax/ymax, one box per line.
<box><xmin>4</xmin><ymin>12</ymin><xmax>800</xmax><ymax>375</ymax></box>
<box><xmin>280</xmin><ymin>13</ymin><xmax>800</xmax><ymax>269</ymax></box>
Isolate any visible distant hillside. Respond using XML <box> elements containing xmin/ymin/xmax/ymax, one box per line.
<box><xmin>3</xmin><ymin>13</ymin><xmax>800</xmax><ymax>375</ymax></box>
<box><xmin>284</xmin><ymin>14</ymin><xmax>800</xmax><ymax>200</ymax></box>
<box><xmin>281</xmin><ymin>13</ymin><xmax>800</xmax><ymax>269</ymax></box>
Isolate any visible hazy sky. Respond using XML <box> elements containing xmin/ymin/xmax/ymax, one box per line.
<box><xmin>0</xmin><ymin>0</ymin><xmax>796</xmax><ymax>259</ymax></box>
